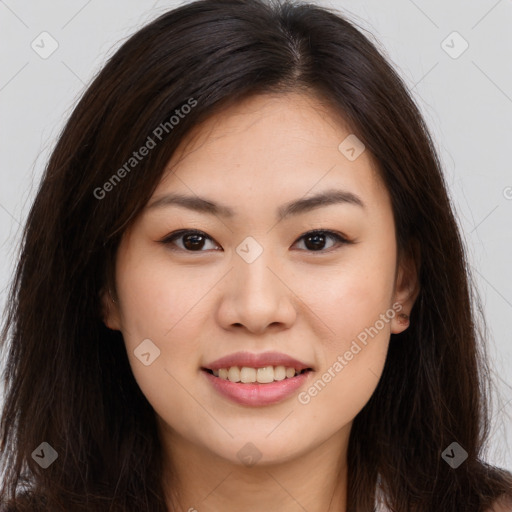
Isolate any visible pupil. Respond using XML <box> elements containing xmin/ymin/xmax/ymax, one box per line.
<box><xmin>305</xmin><ymin>233</ymin><xmax>325</xmax><ymax>251</ymax></box>
<box><xmin>184</xmin><ymin>233</ymin><xmax>204</xmax><ymax>250</ymax></box>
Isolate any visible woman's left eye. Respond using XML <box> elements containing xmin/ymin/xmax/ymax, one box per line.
<box><xmin>293</xmin><ymin>230</ymin><xmax>351</xmax><ymax>252</ymax></box>
<box><xmin>160</xmin><ymin>229</ymin><xmax>352</xmax><ymax>253</ymax></box>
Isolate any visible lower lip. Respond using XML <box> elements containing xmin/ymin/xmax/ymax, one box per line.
<box><xmin>202</xmin><ymin>369</ymin><xmax>312</xmax><ymax>407</ymax></box>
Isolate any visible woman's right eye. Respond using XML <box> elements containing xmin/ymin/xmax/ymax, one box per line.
<box><xmin>160</xmin><ymin>230</ymin><xmax>221</xmax><ymax>252</ymax></box>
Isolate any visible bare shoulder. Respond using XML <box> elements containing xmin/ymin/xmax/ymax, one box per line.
<box><xmin>487</xmin><ymin>496</ymin><xmax>512</xmax><ymax>512</ymax></box>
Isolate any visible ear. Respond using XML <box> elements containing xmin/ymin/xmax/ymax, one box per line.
<box><xmin>100</xmin><ymin>287</ymin><xmax>122</xmax><ymax>331</ymax></box>
<box><xmin>391</xmin><ymin>238</ymin><xmax>421</xmax><ymax>335</ymax></box>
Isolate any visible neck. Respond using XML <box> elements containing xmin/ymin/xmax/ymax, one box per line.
<box><xmin>159</xmin><ymin>421</ymin><xmax>350</xmax><ymax>512</ymax></box>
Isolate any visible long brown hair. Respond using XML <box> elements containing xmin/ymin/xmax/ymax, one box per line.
<box><xmin>1</xmin><ymin>0</ymin><xmax>511</xmax><ymax>510</ymax></box>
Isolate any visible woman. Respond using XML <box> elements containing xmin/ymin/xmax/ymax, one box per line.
<box><xmin>1</xmin><ymin>0</ymin><xmax>511</xmax><ymax>510</ymax></box>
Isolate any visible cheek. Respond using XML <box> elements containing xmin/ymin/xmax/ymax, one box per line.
<box><xmin>113</xmin><ymin>250</ymin><xmax>211</xmax><ymax>410</ymax></box>
<box><xmin>294</xmin><ymin>243</ymin><xmax>395</xmax><ymax>419</ymax></box>
<box><xmin>298</xmin><ymin>282</ymin><xmax>393</xmax><ymax>428</ymax></box>
<box><xmin>115</xmin><ymin>245</ymin><xmax>210</xmax><ymax>346</ymax></box>
<box><xmin>303</xmin><ymin>248</ymin><xmax>396</xmax><ymax>348</ymax></box>
<box><xmin>297</xmin><ymin>338</ymin><xmax>388</xmax><ymax>439</ymax></box>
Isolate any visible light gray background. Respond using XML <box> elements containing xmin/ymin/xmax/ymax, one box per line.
<box><xmin>0</xmin><ymin>0</ymin><xmax>511</xmax><ymax>471</ymax></box>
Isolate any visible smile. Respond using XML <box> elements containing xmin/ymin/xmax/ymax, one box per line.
<box><xmin>201</xmin><ymin>366</ymin><xmax>313</xmax><ymax>406</ymax></box>
<box><xmin>203</xmin><ymin>365</ymin><xmax>311</xmax><ymax>383</ymax></box>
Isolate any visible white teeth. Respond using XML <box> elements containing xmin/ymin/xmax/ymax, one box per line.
<box><xmin>256</xmin><ymin>366</ymin><xmax>274</xmax><ymax>383</ymax></box>
<box><xmin>228</xmin><ymin>366</ymin><xmax>240</xmax><ymax>382</ymax></box>
<box><xmin>210</xmin><ymin>365</ymin><xmax>307</xmax><ymax>383</ymax></box>
<box><xmin>240</xmin><ymin>367</ymin><xmax>256</xmax><ymax>383</ymax></box>
<box><xmin>273</xmin><ymin>366</ymin><xmax>286</xmax><ymax>381</ymax></box>
<box><xmin>285</xmin><ymin>367</ymin><xmax>296</xmax><ymax>379</ymax></box>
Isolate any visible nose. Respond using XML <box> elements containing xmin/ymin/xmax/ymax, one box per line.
<box><xmin>216</xmin><ymin>247</ymin><xmax>297</xmax><ymax>334</ymax></box>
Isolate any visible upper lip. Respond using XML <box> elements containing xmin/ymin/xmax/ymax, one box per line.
<box><xmin>202</xmin><ymin>351</ymin><xmax>314</xmax><ymax>371</ymax></box>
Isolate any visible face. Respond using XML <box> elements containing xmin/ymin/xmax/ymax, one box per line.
<box><xmin>103</xmin><ymin>92</ymin><xmax>418</xmax><ymax>467</ymax></box>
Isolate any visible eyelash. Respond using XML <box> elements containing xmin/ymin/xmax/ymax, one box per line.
<box><xmin>159</xmin><ymin>229</ymin><xmax>353</xmax><ymax>253</ymax></box>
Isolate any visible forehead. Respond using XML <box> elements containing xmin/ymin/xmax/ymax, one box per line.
<box><xmin>153</xmin><ymin>92</ymin><xmax>387</xmax><ymax>215</ymax></box>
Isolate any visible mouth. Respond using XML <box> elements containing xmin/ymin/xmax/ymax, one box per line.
<box><xmin>201</xmin><ymin>366</ymin><xmax>313</xmax><ymax>384</ymax></box>
<box><xmin>201</xmin><ymin>365</ymin><xmax>314</xmax><ymax>406</ymax></box>
<box><xmin>200</xmin><ymin>351</ymin><xmax>315</xmax><ymax>405</ymax></box>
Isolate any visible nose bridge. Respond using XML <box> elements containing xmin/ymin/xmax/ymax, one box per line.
<box><xmin>220</xmin><ymin>234</ymin><xmax>295</xmax><ymax>331</ymax></box>
<box><xmin>233</xmin><ymin>234</ymin><xmax>278</xmax><ymax>296</ymax></box>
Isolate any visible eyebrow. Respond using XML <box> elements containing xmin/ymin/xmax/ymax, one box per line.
<box><xmin>146</xmin><ymin>188</ymin><xmax>365</xmax><ymax>221</ymax></box>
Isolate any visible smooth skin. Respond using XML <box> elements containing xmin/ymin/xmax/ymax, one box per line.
<box><xmin>102</xmin><ymin>92</ymin><xmax>420</xmax><ymax>512</ymax></box>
